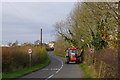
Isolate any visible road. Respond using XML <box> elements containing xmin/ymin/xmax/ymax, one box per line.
<box><xmin>18</xmin><ymin>51</ymin><xmax>83</xmax><ymax>80</ymax></box>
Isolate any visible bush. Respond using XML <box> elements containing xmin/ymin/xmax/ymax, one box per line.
<box><xmin>83</xmin><ymin>47</ymin><xmax>118</xmax><ymax>78</ymax></box>
<box><xmin>2</xmin><ymin>46</ymin><xmax>47</xmax><ymax>74</ymax></box>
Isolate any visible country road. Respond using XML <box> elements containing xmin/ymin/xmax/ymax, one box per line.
<box><xmin>18</xmin><ymin>51</ymin><xmax>83</xmax><ymax>80</ymax></box>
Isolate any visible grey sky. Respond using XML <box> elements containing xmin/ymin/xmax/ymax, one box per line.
<box><xmin>2</xmin><ymin>2</ymin><xmax>75</xmax><ymax>45</ymax></box>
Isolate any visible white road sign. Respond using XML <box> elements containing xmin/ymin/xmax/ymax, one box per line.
<box><xmin>28</xmin><ymin>49</ymin><xmax>32</xmax><ymax>54</ymax></box>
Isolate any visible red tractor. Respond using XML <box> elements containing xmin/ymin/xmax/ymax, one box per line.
<box><xmin>65</xmin><ymin>48</ymin><xmax>80</xmax><ymax>64</ymax></box>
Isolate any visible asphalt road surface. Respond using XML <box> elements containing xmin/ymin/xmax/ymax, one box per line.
<box><xmin>18</xmin><ymin>51</ymin><xmax>83</xmax><ymax>80</ymax></box>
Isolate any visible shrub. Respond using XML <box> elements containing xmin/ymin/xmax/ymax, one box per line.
<box><xmin>2</xmin><ymin>46</ymin><xmax>47</xmax><ymax>74</ymax></box>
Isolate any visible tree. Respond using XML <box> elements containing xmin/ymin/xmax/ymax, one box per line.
<box><xmin>8</xmin><ymin>42</ymin><xmax>12</xmax><ymax>47</ymax></box>
<box><xmin>54</xmin><ymin>1</ymin><xmax>119</xmax><ymax>50</ymax></box>
<box><xmin>34</xmin><ymin>40</ymin><xmax>40</xmax><ymax>47</ymax></box>
<box><xmin>12</xmin><ymin>40</ymin><xmax>18</xmax><ymax>47</ymax></box>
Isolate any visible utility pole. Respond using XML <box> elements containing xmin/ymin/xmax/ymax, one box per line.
<box><xmin>40</xmin><ymin>28</ymin><xmax>42</xmax><ymax>48</ymax></box>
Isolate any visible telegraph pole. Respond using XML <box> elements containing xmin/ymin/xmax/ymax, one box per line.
<box><xmin>40</xmin><ymin>28</ymin><xmax>42</xmax><ymax>48</ymax></box>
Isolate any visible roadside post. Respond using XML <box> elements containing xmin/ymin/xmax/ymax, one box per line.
<box><xmin>28</xmin><ymin>49</ymin><xmax>32</xmax><ymax>68</ymax></box>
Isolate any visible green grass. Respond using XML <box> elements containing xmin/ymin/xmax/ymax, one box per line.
<box><xmin>79</xmin><ymin>63</ymin><xmax>94</xmax><ymax>78</ymax></box>
<box><xmin>2</xmin><ymin>58</ymin><xmax>50</xmax><ymax>79</ymax></box>
<box><xmin>53</xmin><ymin>53</ymin><xmax>65</xmax><ymax>58</ymax></box>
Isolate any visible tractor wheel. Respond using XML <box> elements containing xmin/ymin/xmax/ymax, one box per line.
<box><xmin>76</xmin><ymin>61</ymin><xmax>80</xmax><ymax>64</ymax></box>
<box><xmin>65</xmin><ymin>57</ymin><xmax>69</xmax><ymax>64</ymax></box>
<box><xmin>67</xmin><ymin>61</ymin><xmax>69</xmax><ymax>64</ymax></box>
<box><xmin>65</xmin><ymin>61</ymin><xmax>69</xmax><ymax>64</ymax></box>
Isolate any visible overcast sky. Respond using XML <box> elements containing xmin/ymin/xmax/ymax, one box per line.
<box><xmin>2</xmin><ymin>2</ymin><xmax>75</xmax><ymax>45</ymax></box>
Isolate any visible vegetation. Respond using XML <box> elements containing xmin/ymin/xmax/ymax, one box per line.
<box><xmin>54</xmin><ymin>36</ymin><xmax>70</xmax><ymax>56</ymax></box>
<box><xmin>54</xmin><ymin>1</ymin><xmax>119</xmax><ymax>78</ymax></box>
<box><xmin>2</xmin><ymin>42</ymin><xmax>49</xmax><ymax>78</ymax></box>
<box><xmin>2</xmin><ymin>58</ymin><xmax>50</xmax><ymax>79</ymax></box>
<box><xmin>79</xmin><ymin>64</ymin><xmax>94</xmax><ymax>78</ymax></box>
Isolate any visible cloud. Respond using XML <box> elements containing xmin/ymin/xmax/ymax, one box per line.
<box><xmin>2</xmin><ymin>2</ymin><xmax>74</xmax><ymax>45</ymax></box>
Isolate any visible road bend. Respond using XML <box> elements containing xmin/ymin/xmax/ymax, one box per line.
<box><xmin>18</xmin><ymin>51</ymin><xmax>83</xmax><ymax>80</ymax></box>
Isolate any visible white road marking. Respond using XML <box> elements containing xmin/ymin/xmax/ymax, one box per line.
<box><xmin>42</xmin><ymin>68</ymin><xmax>59</xmax><ymax>71</ymax></box>
<box><xmin>45</xmin><ymin>74</ymin><xmax>54</xmax><ymax>80</ymax></box>
<box><xmin>46</xmin><ymin>53</ymin><xmax>64</xmax><ymax>80</ymax></box>
<box><xmin>48</xmin><ymin>74</ymin><xmax>54</xmax><ymax>79</ymax></box>
<box><xmin>51</xmin><ymin>68</ymin><xmax>59</xmax><ymax>70</ymax></box>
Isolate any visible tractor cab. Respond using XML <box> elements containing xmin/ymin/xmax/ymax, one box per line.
<box><xmin>65</xmin><ymin>48</ymin><xmax>80</xmax><ymax>64</ymax></box>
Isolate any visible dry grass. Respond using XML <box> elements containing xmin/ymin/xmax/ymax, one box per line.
<box><xmin>2</xmin><ymin>46</ymin><xmax>47</xmax><ymax>74</ymax></box>
<box><xmin>84</xmin><ymin>47</ymin><xmax>118</xmax><ymax>78</ymax></box>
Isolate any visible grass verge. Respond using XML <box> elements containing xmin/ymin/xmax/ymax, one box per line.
<box><xmin>79</xmin><ymin>63</ymin><xmax>94</xmax><ymax>78</ymax></box>
<box><xmin>53</xmin><ymin>53</ymin><xmax>65</xmax><ymax>58</ymax></box>
<box><xmin>2</xmin><ymin>58</ymin><xmax>50</xmax><ymax>79</ymax></box>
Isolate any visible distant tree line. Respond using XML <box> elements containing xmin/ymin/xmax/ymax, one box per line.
<box><xmin>8</xmin><ymin>40</ymin><xmax>48</xmax><ymax>47</ymax></box>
